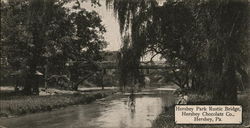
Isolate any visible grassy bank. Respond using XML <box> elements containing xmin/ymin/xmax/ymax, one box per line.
<box><xmin>152</xmin><ymin>90</ymin><xmax>250</xmax><ymax>128</ymax></box>
<box><xmin>0</xmin><ymin>92</ymin><xmax>110</xmax><ymax>117</ymax></box>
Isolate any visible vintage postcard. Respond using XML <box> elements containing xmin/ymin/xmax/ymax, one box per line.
<box><xmin>0</xmin><ymin>0</ymin><xmax>249</xmax><ymax>128</ymax></box>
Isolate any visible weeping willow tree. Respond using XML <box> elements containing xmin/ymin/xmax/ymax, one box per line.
<box><xmin>106</xmin><ymin>0</ymin><xmax>157</xmax><ymax>90</ymax></box>
<box><xmin>107</xmin><ymin>0</ymin><xmax>249</xmax><ymax>103</ymax></box>
<box><xmin>107</xmin><ymin>0</ymin><xmax>199</xmax><ymax>90</ymax></box>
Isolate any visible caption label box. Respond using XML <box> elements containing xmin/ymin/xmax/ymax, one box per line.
<box><xmin>175</xmin><ymin>105</ymin><xmax>242</xmax><ymax>124</ymax></box>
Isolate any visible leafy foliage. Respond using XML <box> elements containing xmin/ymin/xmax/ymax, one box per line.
<box><xmin>1</xmin><ymin>0</ymin><xmax>107</xmax><ymax>94</ymax></box>
<box><xmin>110</xmin><ymin>0</ymin><xmax>249</xmax><ymax>102</ymax></box>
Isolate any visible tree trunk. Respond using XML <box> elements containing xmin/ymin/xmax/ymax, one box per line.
<box><xmin>224</xmin><ymin>65</ymin><xmax>238</xmax><ymax>104</ymax></box>
<box><xmin>44</xmin><ymin>64</ymin><xmax>48</xmax><ymax>89</ymax></box>
<box><xmin>23</xmin><ymin>77</ymin><xmax>32</xmax><ymax>95</ymax></box>
<box><xmin>23</xmin><ymin>59</ymin><xmax>39</xmax><ymax>95</ymax></box>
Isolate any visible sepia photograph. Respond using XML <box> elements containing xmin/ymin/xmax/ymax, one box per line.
<box><xmin>0</xmin><ymin>0</ymin><xmax>249</xmax><ymax>128</ymax></box>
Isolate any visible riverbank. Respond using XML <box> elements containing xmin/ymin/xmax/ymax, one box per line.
<box><xmin>0</xmin><ymin>88</ymin><xmax>175</xmax><ymax>128</ymax></box>
<box><xmin>0</xmin><ymin>89</ymin><xmax>115</xmax><ymax>118</ymax></box>
<box><xmin>152</xmin><ymin>90</ymin><xmax>250</xmax><ymax>128</ymax></box>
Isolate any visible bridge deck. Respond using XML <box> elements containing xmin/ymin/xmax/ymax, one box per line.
<box><xmin>97</xmin><ymin>62</ymin><xmax>177</xmax><ymax>69</ymax></box>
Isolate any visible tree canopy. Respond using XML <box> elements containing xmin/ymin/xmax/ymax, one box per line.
<box><xmin>1</xmin><ymin>0</ymin><xmax>107</xmax><ymax>94</ymax></box>
<box><xmin>108</xmin><ymin>0</ymin><xmax>249</xmax><ymax>103</ymax></box>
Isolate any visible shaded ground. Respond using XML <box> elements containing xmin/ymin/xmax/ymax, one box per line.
<box><xmin>152</xmin><ymin>89</ymin><xmax>250</xmax><ymax>128</ymax></box>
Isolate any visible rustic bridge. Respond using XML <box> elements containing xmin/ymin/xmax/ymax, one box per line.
<box><xmin>97</xmin><ymin>61</ymin><xmax>175</xmax><ymax>69</ymax></box>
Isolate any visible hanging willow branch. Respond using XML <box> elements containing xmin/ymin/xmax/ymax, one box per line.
<box><xmin>106</xmin><ymin>0</ymin><xmax>158</xmax><ymax>88</ymax></box>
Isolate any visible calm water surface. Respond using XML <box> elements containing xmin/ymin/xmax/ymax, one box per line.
<box><xmin>0</xmin><ymin>89</ymin><xmax>175</xmax><ymax>128</ymax></box>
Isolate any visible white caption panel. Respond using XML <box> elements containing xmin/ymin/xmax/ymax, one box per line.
<box><xmin>175</xmin><ymin>105</ymin><xmax>242</xmax><ymax>124</ymax></box>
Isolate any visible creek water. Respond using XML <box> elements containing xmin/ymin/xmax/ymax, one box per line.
<box><xmin>0</xmin><ymin>88</ymin><xmax>176</xmax><ymax>128</ymax></box>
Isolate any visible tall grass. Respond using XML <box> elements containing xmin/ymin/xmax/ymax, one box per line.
<box><xmin>0</xmin><ymin>93</ymin><xmax>106</xmax><ymax>117</ymax></box>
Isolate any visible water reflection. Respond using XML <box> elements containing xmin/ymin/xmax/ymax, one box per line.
<box><xmin>91</xmin><ymin>97</ymin><xmax>162</xmax><ymax>128</ymax></box>
<box><xmin>0</xmin><ymin>90</ymin><xmax>175</xmax><ymax>128</ymax></box>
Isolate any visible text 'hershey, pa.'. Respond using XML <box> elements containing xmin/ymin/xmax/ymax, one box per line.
<box><xmin>175</xmin><ymin>105</ymin><xmax>242</xmax><ymax>124</ymax></box>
